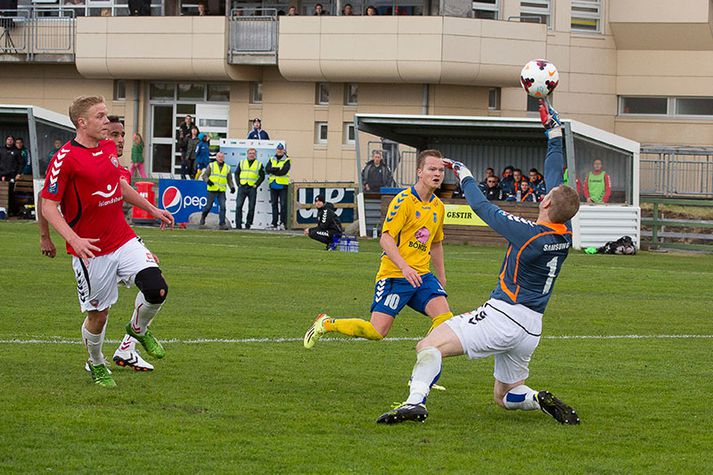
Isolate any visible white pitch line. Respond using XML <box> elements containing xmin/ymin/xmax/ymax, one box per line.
<box><xmin>1</xmin><ymin>335</ymin><xmax>713</xmax><ymax>345</ymax></box>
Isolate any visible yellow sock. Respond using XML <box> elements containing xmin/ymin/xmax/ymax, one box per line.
<box><xmin>427</xmin><ymin>312</ymin><xmax>453</xmax><ymax>334</ymax></box>
<box><xmin>323</xmin><ymin>318</ymin><xmax>384</xmax><ymax>340</ymax></box>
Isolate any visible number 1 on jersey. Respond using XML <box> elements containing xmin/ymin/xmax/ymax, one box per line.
<box><xmin>542</xmin><ymin>256</ymin><xmax>558</xmax><ymax>294</ymax></box>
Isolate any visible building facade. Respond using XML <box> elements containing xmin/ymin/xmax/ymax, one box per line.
<box><xmin>1</xmin><ymin>0</ymin><xmax>712</xmax><ymax>184</ymax></box>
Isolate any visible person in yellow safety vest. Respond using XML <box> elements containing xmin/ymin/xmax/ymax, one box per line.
<box><xmin>200</xmin><ymin>151</ymin><xmax>236</xmax><ymax>230</ymax></box>
<box><xmin>265</xmin><ymin>143</ymin><xmax>291</xmax><ymax>230</ymax></box>
<box><xmin>234</xmin><ymin>147</ymin><xmax>265</xmax><ymax>229</ymax></box>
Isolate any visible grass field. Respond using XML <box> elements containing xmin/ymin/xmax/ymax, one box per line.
<box><xmin>1</xmin><ymin>221</ymin><xmax>712</xmax><ymax>473</ymax></box>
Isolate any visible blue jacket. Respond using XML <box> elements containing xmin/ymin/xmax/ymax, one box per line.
<box><xmin>248</xmin><ymin>128</ymin><xmax>270</xmax><ymax>140</ymax></box>
<box><xmin>195</xmin><ymin>141</ymin><xmax>210</xmax><ymax>168</ymax></box>
<box><xmin>461</xmin><ymin>136</ymin><xmax>572</xmax><ymax>314</ymax></box>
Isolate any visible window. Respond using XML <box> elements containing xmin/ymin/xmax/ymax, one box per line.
<box><xmin>675</xmin><ymin>98</ymin><xmax>713</xmax><ymax>116</ymax></box>
<box><xmin>488</xmin><ymin>87</ymin><xmax>501</xmax><ymax>110</ymax></box>
<box><xmin>315</xmin><ymin>122</ymin><xmax>328</xmax><ymax>145</ymax></box>
<box><xmin>316</xmin><ymin>83</ymin><xmax>329</xmax><ymax>105</ymax></box>
<box><xmin>526</xmin><ymin>95</ymin><xmax>540</xmax><ymax>112</ymax></box>
<box><xmin>113</xmin><ymin>80</ymin><xmax>126</xmax><ymax>101</ymax></box>
<box><xmin>520</xmin><ymin>0</ymin><xmax>551</xmax><ymax>27</ymax></box>
<box><xmin>473</xmin><ymin>0</ymin><xmax>498</xmax><ymax>19</ymax></box>
<box><xmin>619</xmin><ymin>97</ymin><xmax>668</xmax><ymax>115</ymax></box>
<box><xmin>150</xmin><ymin>83</ymin><xmax>174</xmax><ymax>100</ymax></box>
<box><xmin>344</xmin><ymin>83</ymin><xmax>358</xmax><ymax>105</ymax></box>
<box><xmin>207</xmin><ymin>84</ymin><xmax>230</xmax><ymax>102</ymax></box>
<box><xmin>250</xmin><ymin>82</ymin><xmax>263</xmax><ymax>104</ymax></box>
<box><xmin>343</xmin><ymin>122</ymin><xmax>355</xmax><ymax>145</ymax></box>
<box><xmin>177</xmin><ymin>83</ymin><xmax>206</xmax><ymax>101</ymax></box>
<box><xmin>571</xmin><ymin>0</ymin><xmax>601</xmax><ymax>33</ymax></box>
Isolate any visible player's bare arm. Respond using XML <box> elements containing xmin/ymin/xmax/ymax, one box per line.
<box><xmin>430</xmin><ymin>240</ymin><xmax>446</xmax><ymax>288</ymax></box>
<box><xmin>120</xmin><ymin>180</ymin><xmax>174</xmax><ymax>230</ymax></box>
<box><xmin>37</xmin><ymin>191</ymin><xmax>56</xmax><ymax>258</ymax></box>
<box><xmin>41</xmin><ymin>197</ymin><xmax>100</xmax><ymax>259</ymax></box>
<box><xmin>380</xmin><ymin>231</ymin><xmax>422</xmax><ymax>288</ymax></box>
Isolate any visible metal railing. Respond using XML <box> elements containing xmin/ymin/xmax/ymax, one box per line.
<box><xmin>640</xmin><ymin>145</ymin><xmax>713</xmax><ymax>198</ymax></box>
<box><xmin>641</xmin><ymin>197</ymin><xmax>713</xmax><ymax>252</ymax></box>
<box><xmin>228</xmin><ymin>8</ymin><xmax>278</xmax><ymax>61</ymax></box>
<box><xmin>0</xmin><ymin>9</ymin><xmax>75</xmax><ymax>59</ymax></box>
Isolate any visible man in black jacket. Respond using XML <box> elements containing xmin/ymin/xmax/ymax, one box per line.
<box><xmin>304</xmin><ymin>194</ymin><xmax>343</xmax><ymax>249</ymax></box>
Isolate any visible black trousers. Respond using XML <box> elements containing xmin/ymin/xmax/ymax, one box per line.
<box><xmin>270</xmin><ymin>187</ymin><xmax>288</xmax><ymax>227</ymax></box>
<box><xmin>308</xmin><ymin>227</ymin><xmax>338</xmax><ymax>245</ymax></box>
<box><xmin>235</xmin><ymin>185</ymin><xmax>257</xmax><ymax>228</ymax></box>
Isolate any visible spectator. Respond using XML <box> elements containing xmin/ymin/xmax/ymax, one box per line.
<box><xmin>197</xmin><ymin>1</ymin><xmax>208</xmax><ymax>15</ymax></box>
<box><xmin>304</xmin><ymin>194</ymin><xmax>343</xmax><ymax>250</ymax></box>
<box><xmin>361</xmin><ymin>150</ymin><xmax>395</xmax><ymax>192</ymax></box>
<box><xmin>234</xmin><ymin>147</ymin><xmax>265</xmax><ymax>229</ymax></box>
<box><xmin>529</xmin><ymin>167</ymin><xmax>546</xmax><ymax>201</ymax></box>
<box><xmin>247</xmin><ymin>118</ymin><xmax>270</xmax><ymax>140</ymax></box>
<box><xmin>563</xmin><ymin>167</ymin><xmax>581</xmax><ymax>194</ymax></box>
<box><xmin>16</xmin><ymin>137</ymin><xmax>30</xmax><ymax>176</ymax></box>
<box><xmin>183</xmin><ymin>126</ymin><xmax>200</xmax><ymax>179</ymax></box>
<box><xmin>584</xmin><ymin>159</ymin><xmax>611</xmax><ymax>204</ymax></box>
<box><xmin>313</xmin><ymin>3</ymin><xmax>328</xmax><ymax>15</ymax></box>
<box><xmin>479</xmin><ymin>167</ymin><xmax>494</xmax><ymax>193</ymax></box>
<box><xmin>179</xmin><ymin>115</ymin><xmax>197</xmax><ymax>145</ymax></box>
<box><xmin>194</xmin><ymin>133</ymin><xmax>211</xmax><ymax>179</ymax></box>
<box><xmin>483</xmin><ymin>175</ymin><xmax>504</xmax><ymax>201</ymax></box>
<box><xmin>342</xmin><ymin>3</ymin><xmax>353</xmax><ymax>15</ymax></box>
<box><xmin>500</xmin><ymin>165</ymin><xmax>515</xmax><ymax>196</ymax></box>
<box><xmin>365</xmin><ymin>5</ymin><xmax>377</xmax><ymax>15</ymax></box>
<box><xmin>200</xmin><ymin>151</ymin><xmax>236</xmax><ymax>230</ymax></box>
<box><xmin>130</xmin><ymin>133</ymin><xmax>147</xmax><ymax>179</ymax></box>
<box><xmin>508</xmin><ymin>168</ymin><xmax>527</xmax><ymax>199</ymax></box>
<box><xmin>287</xmin><ymin>5</ymin><xmax>298</xmax><ymax>15</ymax></box>
<box><xmin>128</xmin><ymin>0</ymin><xmax>151</xmax><ymax>15</ymax></box>
<box><xmin>265</xmin><ymin>143</ymin><xmax>290</xmax><ymax>230</ymax></box>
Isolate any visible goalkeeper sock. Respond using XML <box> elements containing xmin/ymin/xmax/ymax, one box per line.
<box><xmin>405</xmin><ymin>346</ymin><xmax>442</xmax><ymax>405</ymax></box>
<box><xmin>503</xmin><ymin>385</ymin><xmax>540</xmax><ymax>411</ymax></box>
<box><xmin>82</xmin><ymin>319</ymin><xmax>106</xmax><ymax>366</ymax></box>
<box><xmin>323</xmin><ymin>318</ymin><xmax>384</xmax><ymax>340</ymax></box>
<box><xmin>427</xmin><ymin>312</ymin><xmax>453</xmax><ymax>334</ymax></box>
<box><xmin>130</xmin><ymin>292</ymin><xmax>163</xmax><ymax>336</ymax></box>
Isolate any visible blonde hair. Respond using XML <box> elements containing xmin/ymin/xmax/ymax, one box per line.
<box><xmin>417</xmin><ymin>149</ymin><xmax>443</xmax><ymax>170</ymax></box>
<box><xmin>549</xmin><ymin>185</ymin><xmax>580</xmax><ymax>223</ymax></box>
<box><xmin>69</xmin><ymin>96</ymin><xmax>105</xmax><ymax>127</ymax></box>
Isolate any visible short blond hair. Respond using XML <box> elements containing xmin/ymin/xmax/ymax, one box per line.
<box><xmin>549</xmin><ymin>185</ymin><xmax>580</xmax><ymax>223</ymax></box>
<box><xmin>69</xmin><ymin>96</ymin><xmax>105</xmax><ymax>127</ymax></box>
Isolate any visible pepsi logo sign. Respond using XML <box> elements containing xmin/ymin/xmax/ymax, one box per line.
<box><xmin>162</xmin><ymin>186</ymin><xmax>182</xmax><ymax>214</ymax></box>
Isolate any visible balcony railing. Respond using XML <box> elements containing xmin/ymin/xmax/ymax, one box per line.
<box><xmin>228</xmin><ymin>8</ymin><xmax>278</xmax><ymax>64</ymax></box>
<box><xmin>0</xmin><ymin>8</ymin><xmax>75</xmax><ymax>61</ymax></box>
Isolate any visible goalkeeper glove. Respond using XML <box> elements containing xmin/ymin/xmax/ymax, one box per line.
<box><xmin>538</xmin><ymin>98</ymin><xmax>562</xmax><ymax>139</ymax></box>
<box><xmin>442</xmin><ymin>158</ymin><xmax>473</xmax><ymax>182</ymax></box>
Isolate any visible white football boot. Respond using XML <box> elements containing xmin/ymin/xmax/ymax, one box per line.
<box><xmin>113</xmin><ymin>336</ymin><xmax>155</xmax><ymax>372</ymax></box>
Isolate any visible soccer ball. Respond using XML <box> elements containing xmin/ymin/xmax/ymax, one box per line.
<box><xmin>520</xmin><ymin>59</ymin><xmax>559</xmax><ymax>98</ymax></box>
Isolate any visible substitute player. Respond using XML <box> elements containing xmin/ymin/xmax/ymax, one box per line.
<box><xmin>377</xmin><ymin>100</ymin><xmax>581</xmax><ymax>425</ymax></box>
<box><xmin>41</xmin><ymin>96</ymin><xmax>174</xmax><ymax>388</ymax></box>
<box><xmin>304</xmin><ymin>150</ymin><xmax>454</xmax><ymax>348</ymax></box>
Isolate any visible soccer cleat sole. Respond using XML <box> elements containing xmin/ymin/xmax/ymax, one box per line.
<box><xmin>113</xmin><ymin>354</ymin><xmax>154</xmax><ymax>372</ymax></box>
<box><xmin>376</xmin><ymin>405</ymin><xmax>428</xmax><ymax>424</ymax></box>
<box><xmin>537</xmin><ymin>391</ymin><xmax>580</xmax><ymax>425</ymax></box>
<box><xmin>303</xmin><ymin>313</ymin><xmax>329</xmax><ymax>349</ymax></box>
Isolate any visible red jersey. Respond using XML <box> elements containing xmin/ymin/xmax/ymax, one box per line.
<box><xmin>41</xmin><ymin>139</ymin><xmax>136</xmax><ymax>257</ymax></box>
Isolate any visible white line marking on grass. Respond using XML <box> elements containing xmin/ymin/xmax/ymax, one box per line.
<box><xmin>1</xmin><ymin>335</ymin><xmax>713</xmax><ymax>345</ymax></box>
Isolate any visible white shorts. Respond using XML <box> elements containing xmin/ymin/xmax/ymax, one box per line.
<box><xmin>72</xmin><ymin>237</ymin><xmax>158</xmax><ymax>313</ymax></box>
<box><xmin>445</xmin><ymin>298</ymin><xmax>543</xmax><ymax>384</ymax></box>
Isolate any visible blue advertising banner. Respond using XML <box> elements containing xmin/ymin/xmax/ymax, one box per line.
<box><xmin>296</xmin><ymin>186</ymin><xmax>356</xmax><ymax>224</ymax></box>
<box><xmin>158</xmin><ymin>179</ymin><xmax>218</xmax><ymax>223</ymax></box>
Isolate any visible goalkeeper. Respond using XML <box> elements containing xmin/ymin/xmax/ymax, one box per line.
<box><xmin>376</xmin><ymin>100</ymin><xmax>582</xmax><ymax>426</ymax></box>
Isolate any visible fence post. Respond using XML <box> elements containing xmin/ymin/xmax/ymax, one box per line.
<box><xmin>650</xmin><ymin>201</ymin><xmax>659</xmax><ymax>249</ymax></box>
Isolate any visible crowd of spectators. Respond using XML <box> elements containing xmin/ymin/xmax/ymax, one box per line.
<box><xmin>474</xmin><ymin>165</ymin><xmax>547</xmax><ymax>203</ymax></box>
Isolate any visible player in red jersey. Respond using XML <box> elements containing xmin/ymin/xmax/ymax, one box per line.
<box><xmin>41</xmin><ymin>96</ymin><xmax>174</xmax><ymax>387</ymax></box>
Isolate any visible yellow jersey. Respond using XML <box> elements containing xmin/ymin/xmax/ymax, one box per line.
<box><xmin>376</xmin><ymin>186</ymin><xmax>445</xmax><ymax>281</ymax></box>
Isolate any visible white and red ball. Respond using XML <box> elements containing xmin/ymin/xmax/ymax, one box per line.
<box><xmin>520</xmin><ymin>59</ymin><xmax>559</xmax><ymax>98</ymax></box>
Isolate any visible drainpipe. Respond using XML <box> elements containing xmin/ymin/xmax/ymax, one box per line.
<box><xmin>422</xmin><ymin>84</ymin><xmax>429</xmax><ymax>115</ymax></box>
<box><xmin>133</xmin><ymin>80</ymin><xmax>140</xmax><ymax>134</ymax></box>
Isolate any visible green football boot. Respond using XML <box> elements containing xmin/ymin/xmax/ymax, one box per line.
<box><xmin>125</xmin><ymin>323</ymin><xmax>166</xmax><ymax>359</ymax></box>
<box><xmin>89</xmin><ymin>363</ymin><xmax>117</xmax><ymax>388</ymax></box>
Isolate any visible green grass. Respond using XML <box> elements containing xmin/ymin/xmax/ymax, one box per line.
<box><xmin>1</xmin><ymin>221</ymin><xmax>712</xmax><ymax>473</ymax></box>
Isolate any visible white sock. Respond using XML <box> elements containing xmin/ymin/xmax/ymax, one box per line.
<box><xmin>117</xmin><ymin>334</ymin><xmax>136</xmax><ymax>353</ymax></box>
<box><xmin>82</xmin><ymin>320</ymin><xmax>106</xmax><ymax>366</ymax></box>
<box><xmin>502</xmin><ymin>384</ymin><xmax>540</xmax><ymax>411</ymax></box>
<box><xmin>129</xmin><ymin>292</ymin><xmax>163</xmax><ymax>336</ymax></box>
<box><xmin>405</xmin><ymin>347</ymin><xmax>442</xmax><ymax>405</ymax></box>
